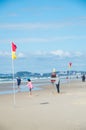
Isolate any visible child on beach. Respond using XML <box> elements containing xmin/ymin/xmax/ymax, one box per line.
<box><xmin>27</xmin><ymin>79</ymin><xmax>33</xmax><ymax>95</ymax></box>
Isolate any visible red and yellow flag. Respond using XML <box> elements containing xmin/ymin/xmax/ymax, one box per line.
<box><xmin>12</xmin><ymin>42</ymin><xmax>17</xmax><ymax>59</ymax></box>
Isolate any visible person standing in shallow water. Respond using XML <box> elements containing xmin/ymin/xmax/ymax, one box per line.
<box><xmin>54</xmin><ymin>76</ymin><xmax>60</xmax><ymax>93</ymax></box>
<box><xmin>27</xmin><ymin>79</ymin><xmax>33</xmax><ymax>95</ymax></box>
<box><xmin>17</xmin><ymin>77</ymin><xmax>21</xmax><ymax>91</ymax></box>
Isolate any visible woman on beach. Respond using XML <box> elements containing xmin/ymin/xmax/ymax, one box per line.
<box><xmin>27</xmin><ymin>79</ymin><xmax>33</xmax><ymax>95</ymax></box>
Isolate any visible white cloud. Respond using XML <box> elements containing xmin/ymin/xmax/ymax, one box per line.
<box><xmin>74</xmin><ymin>51</ymin><xmax>83</xmax><ymax>57</ymax></box>
<box><xmin>33</xmin><ymin>51</ymin><xmax>47</xmax><ymax>55</ymax></box>
<box><xmin>49</xmin><ymin>50</ymin><xmax>85</xmax><ymax>58</ymax></box>
<box><xmin>0</xmin><ymin>50</ymin><xmax>84</xmax><ymax>59</ymax></box>
<box><xmin>0</xmin><ymin>51</ymin><xmax>10</xmax><ymax>57</ymax></box>
<box><xmin>0</xmin><ymin>51</ymin><xmax>26</xmax><ymax>59</ymax></box>
<box><xmin>28</xmin><ymin>50</ymin><xmax>84</xmax><ymax>58</ymax></box>
<box><xmin>17</xmin><ymin>52</ymin><xmax>26</xmax><ymax>58</ymax></box>
<box><xmin>50</xmin><ymin>50</ymin><xmax>71</xmax><ymax>57</ymax></box>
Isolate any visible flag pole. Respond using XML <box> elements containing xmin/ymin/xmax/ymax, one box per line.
<box><xmin>11</xmin><ymin>42</ymin><xmax>17</xmax><ymax>106</ymax></box>
<box><xmin>12</xmin><ymin>58</ymin><xmax>16</xmax><ymax>105</ymax></box>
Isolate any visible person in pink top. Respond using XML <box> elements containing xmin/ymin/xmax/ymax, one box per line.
<box><xmin>27</xmin><ymin>79</ymin><xmax>33</xmax><ymax>95</ymax></box>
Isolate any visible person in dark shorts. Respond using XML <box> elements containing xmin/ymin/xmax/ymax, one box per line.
<box><xmin>82</xmin><ymin>74</ymin><xmax>85</xmax><ymax>82</ymax></box>
<box><xmin>54</xmin><ymin>76</ymin><xmax>60</xmax><ymax>93</ymax></box>
<box><xmin>17</xmin><ymin>77</ymin><xmax>21</xmax><ymax>91</ymax></box>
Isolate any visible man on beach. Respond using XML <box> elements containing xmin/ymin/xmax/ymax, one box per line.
<box><xmin>54</xmin><ymin>76</ymin><xmax>60</xmax><ymax>93</ymax></box>
<box><xmin>82</xmin><ymin>74</ymin><xmax>85</xmax><ymax>82</ymax></box>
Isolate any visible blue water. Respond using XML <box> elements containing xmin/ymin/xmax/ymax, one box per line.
<box><xmin>0</xmin><ymin>85</ymin><xmax>42</xmax><ymax>95</ymax></box>
<box><xmin>0</xmin><ymin>79</ymin><xmax>51</xmax><ymax>95</ymax></box>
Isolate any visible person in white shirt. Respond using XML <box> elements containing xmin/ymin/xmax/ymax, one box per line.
<box><xmin>54</xmin><ymin>76</ymin><xmax>60</xmax><ymax>93</ymax></box>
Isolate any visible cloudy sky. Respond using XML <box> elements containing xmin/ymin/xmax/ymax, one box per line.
<box><xmin>0</xmin><ymin>0</ymin><xmax>86</xmax><ymax>73</ymax></box>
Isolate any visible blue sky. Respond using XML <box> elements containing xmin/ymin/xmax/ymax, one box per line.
<box><xmin>0</xmin><ymin>0</ymin><xmax>86</xmax><ymax>73</ymax></box>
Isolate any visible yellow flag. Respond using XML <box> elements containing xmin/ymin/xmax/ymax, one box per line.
<box><xmin>12</xmin><ymin>52</ymin><xmax>17</xmax><ymax>59</ymax></box>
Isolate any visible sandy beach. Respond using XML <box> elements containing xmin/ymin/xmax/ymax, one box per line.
<box><xmin>0</xmin><ymin>79</ymin><xmax>86</xmax><ymax>130</ymax></box>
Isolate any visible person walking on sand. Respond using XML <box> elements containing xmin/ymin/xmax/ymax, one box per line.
<box><xmin>17</xmin><ymin>77</ymin><xmax>21</xmax><ymax>92</ymax></box>
<box><xmin>27</xmin><ymin>79</ymin><xmax>33</xmax><ymax>95</ymax></box>
<box><xmin>82</xmin><ymin>74</ymin><xmax>85</xmax><ymax>82</ymax></box>
<box><xmin>54</xmin><ymin>76</ymin><xmax>60</xmax><ymax>93</ymax></box>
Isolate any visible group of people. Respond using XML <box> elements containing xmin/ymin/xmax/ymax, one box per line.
<box><xmin>17</xmin><ymin>77</ymin><xmax>33</xmax><ymax>95</ymax></box>
<box><xmin>17</xmin><ymin>72</ymin><xmax>86</xmax><ymax>96</ymax></box>
<box><xmin>16</xmin><ymin>74</ymin><xmax>60</xmax><ymax>96</ymax></box>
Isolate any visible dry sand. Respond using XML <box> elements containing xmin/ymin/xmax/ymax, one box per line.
<box><xmin>0</xmin><ymin>80</ymin><xmax>86</xmax><ymax>130</ymax></box>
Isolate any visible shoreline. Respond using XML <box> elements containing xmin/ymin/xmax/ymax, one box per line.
<box><xmin>0</xmin><ymin>78</ymin><xmax>81</xmax><ymax>95</ymax></box>
<box><xmin>0</xmin><ymin>80</ymin><xmax>86</xmax><ymax>130</ymax></box>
